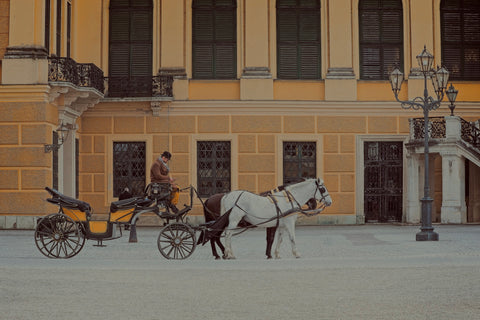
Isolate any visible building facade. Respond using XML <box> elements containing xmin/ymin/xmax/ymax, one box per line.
<box><xmin>1</xmin><ymin>0</ymin><xmax>479</xmax><ymax>229</ymax></box>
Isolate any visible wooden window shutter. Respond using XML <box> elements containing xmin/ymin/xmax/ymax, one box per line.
<box><xmin>109</xmin><ymin>0</ymin><xmax>153</xmax><ymax>97</ymax></box>
<box><xmin>359</xmin><ymin>0</ymin><xmax>403</xmax><ymax>80</ymax></box>
<box><xmin>192</xmin><ymin>0</ymin><xmax>237</xmax><ymax>79</ymax></box>
<box><xmin>277</xmin><ymin>0</ymin><xmax>321</xmax><ymax>80</ymax></box>
<box><xmin>441</xmin><ymin>0</ymin><xmax>480</xmax><ymax>81</ymax></box>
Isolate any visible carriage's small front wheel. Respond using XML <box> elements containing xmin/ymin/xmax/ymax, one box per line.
<box><xmin>34</xmin><ymin>213</ymin><xmax>85</xmax><ymax>259</ymax></box>
<box><xmin>157</xmin><ymin>223</ymin><xmax>196</xmax><ymax>259</ymax></box>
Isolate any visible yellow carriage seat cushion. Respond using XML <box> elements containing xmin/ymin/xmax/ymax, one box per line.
<box><xmin>109</xmin><ymin>207</ymin><xmax>135</xmax><ymax>222</ymax></box>
<box><xmin>170</xmin><ymin>187</ymin><xmax>179</xmax><ymax>205</ymax></box>
<box><xmin>62</xmin><ymin>207</ymin><xmax>89</xmax><ymax>222</ymax></box>
<box><xmin>88</xmin><ymin>221</ymin><xmax>109</xmax><ymax>234</ymax></box>
<box><xmin>109</xmin><ymin>197</ymin><xmax>141</xmax><ymax>222</ymax></box>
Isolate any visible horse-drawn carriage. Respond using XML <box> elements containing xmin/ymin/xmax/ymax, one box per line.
<box><xmin>34</xmin><ymin>178</ymin><xmax>332</xmax><ymax>260</ymax></box>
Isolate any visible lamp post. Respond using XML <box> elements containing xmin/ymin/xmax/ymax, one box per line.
<box><xmin>44</xmin><ymin>122</ymin><xmax>74</xmax><ymax>153</ymax></box>
<box><xmin>389</xmin><ymin>45</ymin><xmax>456</xmax><ymax>241</ymax></box>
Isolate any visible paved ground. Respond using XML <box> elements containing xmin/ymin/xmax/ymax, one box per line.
<box><xmin>1</xmin><ymin>224</ymin><xmax>480</xmax><ymax>320</ymax></box>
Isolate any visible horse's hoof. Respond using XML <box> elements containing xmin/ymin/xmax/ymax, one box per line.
<box><xmin>266</xmin><ymin>256</ymin><xmax>272</xmax><ymax>259</ymax></box>
<box><xmin>215</xmin><ymin>256</ymin><xmax>221</xmax><ymax>260</ymax></box>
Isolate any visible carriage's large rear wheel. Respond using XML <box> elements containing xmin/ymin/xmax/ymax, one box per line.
<box><xmin>34</xmin><ymin>213</ymin><xmax>85</xmax><ymax>259</ymax></box>
<box><xmin>157</xmin><ymin>223</ymin><xmax>196</xmax><ymax>259</ymax></box>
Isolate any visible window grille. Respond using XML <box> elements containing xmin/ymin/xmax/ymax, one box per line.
<box><xmin>197</xmin><ymin>141</ymin><xmax>231</xmax><ymax>197</ymax></box>
<box><xmin>113</xmin><ymin>142</ymin><xmax>146</xmax><ymax>197</ymax></box>
<box><xmin>359</xmin><ymin>0</ymin><xmax>403</xmax><ymax>80</ymax></box>
<box><xmin>75</xmin><ymin>138</ymin><xmax>79</xmax><ymax>198</ymax></box>
<box><xmin>276</xmin><ymin>0</ymin><xmax>321</xmax><ymax>79</ymax></box>
<box><xmin>283</xmin><ymin>142</ymin><xmax>316</xmax><ymax>184</ymax></box>
<box><xmin>52</xmin><ymin>131</ymin><xmax>58</xmax><ymax>190</ymax></box>
<box><xmin>192</xmin><ymin>0</ymin><xmax>237</xmax><ymax>79</ymax></box>
<box><xmin>441</xmin><ymin>0</ymin><xmax>480</xmax><ymax>80</ymax></box>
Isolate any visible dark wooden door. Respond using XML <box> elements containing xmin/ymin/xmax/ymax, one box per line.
<box><xmin>364</xmin><ymin>141</ymin><xmax>403</xmax><ymax>222</ymax></box>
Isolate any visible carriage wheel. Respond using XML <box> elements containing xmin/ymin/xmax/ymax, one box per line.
<box><xmin>157</xmin><ymin>223</ymin><xmax>196</xmax><ymax>260</ymax></box>
<box><xmin>34</xmin><ymin>213</ymin><xmax>85</xmax><ymax>259</ymax></box>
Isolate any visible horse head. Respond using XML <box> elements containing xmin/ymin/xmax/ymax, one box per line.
<box><xmin>298</xmin><ymin>178</ymin><xmax>332</xmax><ymax>213</ymax></box>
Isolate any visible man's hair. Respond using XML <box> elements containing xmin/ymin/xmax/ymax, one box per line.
<box><xmin>161</xmin><ymin>151</ymin><xmax>172</xmax><ymax>160</ymax></box>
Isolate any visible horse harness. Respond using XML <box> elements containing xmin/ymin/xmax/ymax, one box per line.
<box><xmin>227</xmin><ymin>180</ymin><xmax>330</xmax><ymax>228</ymax></box>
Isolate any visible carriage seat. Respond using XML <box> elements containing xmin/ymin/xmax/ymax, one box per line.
<box><xmin>45</xmin><ymin>187</ymin><xmax>92</xmax><ymax>221</ymax></box>
<box><xmin>145</xmin><ymin>182</ymin><xmax>172</xmax><ymax>202</ymax></box>
<box><xmin>109</xmin><ymin>197</ymin><xmax>156</xmax><ymax>223</ymax></box>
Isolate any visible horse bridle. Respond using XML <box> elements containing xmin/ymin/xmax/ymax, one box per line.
<box><xmin>284</xmin><ymin>179</ymin><xmax>330</xmax><ymax>216</ymax></box>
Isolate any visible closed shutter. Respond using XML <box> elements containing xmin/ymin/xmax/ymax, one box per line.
<box><xmin>277</xmin><ymin>0</ymin><xmax>321</xmax><ymax>79</ymax></box>
<box><xmin>359</xmin><ymin>0</ymin><xmax>403</xmax><ymax>80</ymax></box>
<box><xmin>109</xmin><ymin>0</ymin><xmax>153</xmax><ymax>97</ymax></box>
<box><xmin>192</xmin><ymin>0</ymin><xmax>236</xmax><ymax>79</ymax></box>
<box><xmin>441</xmin><ymin>0</ymin><xmax>480</xmax><ymax>80</ymax></box>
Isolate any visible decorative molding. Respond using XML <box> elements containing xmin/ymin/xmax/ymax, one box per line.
<box><xmin>158</xmin><ymin>67</ymin><xmax>187</xmax><ymax>79</ymax></box>
<box><xmin>3</xmin><ymin>46</ymin><xmax>48</xmax><ymax>59</ymax></box>
<box><xmin>326</xmin><ymin>67</ymin><xmax>356</xmax><ymax>79</ymax></box>
<box><xmin>151</xmin><ymin>101</ymin><xmax>163</xmax><ymax>116</ymax></box>
<box><xmin>241</xmin><ymin>67</ymin><xmax>272</xmax><ymax>79</ymax></box>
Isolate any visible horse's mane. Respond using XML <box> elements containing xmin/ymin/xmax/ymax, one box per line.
<box><xmin>259</xmin><ymin>178</ymin><xmax>308</xmax><ymax>196</ymax></box>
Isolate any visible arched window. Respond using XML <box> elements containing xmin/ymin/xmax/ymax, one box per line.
<box><xmin>276</xmin><ymin>0</ymin><xmax>321</xmax><ymax>79</ymax></box>
<box><xmin>359</xmin><ymin>0</ymin><xmax>403</xmax><ymax>80</ymax></box>
<box><xmin>192</xmin><ymin>0</ymin><xmax>237</xmax><ymax>79</ymax></box>
<box><xmin>441</xmin><ymin>0</ymin><xmax>480</xmax><ymax>81</ymax></box>
<box><xmin>109</xmin><ymin>0</ymin><xmax>153</xmax><ymax>97</ymax></box>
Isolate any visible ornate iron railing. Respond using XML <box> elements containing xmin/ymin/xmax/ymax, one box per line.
<box><xmin>460</xmin><ymin>118</ymin><xmax>480</xmax><ymax>148</ymax></box>
<box><xmin>105</xmin><ymin>75</ymin><xmax>173</xmax><ymax>98</ymax></box>
<box><xmin>48</xmin><ymin>57</ymin><xmax>105</xmax><ymax>93</ymax></box>
<box><xmin>410</xmin><ymin>117</ymin><xmax>446</xmax><ymax>140</ymax></box>
<box><xmin>411</xmin><ymin>116</ymin><xmax>480</xmax><ymax>150</ymax></box>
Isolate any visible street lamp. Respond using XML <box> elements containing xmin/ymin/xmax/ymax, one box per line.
<box><xmin>389</xmin><ymin>45</ymin><xmax>456</xmax><ymax>241</ymax></box>
<box><xmin>44</xmin><ymin>122</ymin><xmax>75</xmax><ymax>153</ymax></box>
<box><xmin>446</xmin><ymin>83</ymin><xmax>458</xmax><ymax>116</ymax></box>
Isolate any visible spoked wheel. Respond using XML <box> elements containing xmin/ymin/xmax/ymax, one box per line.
<box><xmin>157</xmin><ymin>223</ymin><xmax>196</xmax><ymax>260</ymax></box>
<box><xmin>34</xmin><ymin>213</ymin><xmax>85</xmax><ymax>259</ymax></box>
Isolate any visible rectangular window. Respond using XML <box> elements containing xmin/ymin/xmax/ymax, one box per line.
<box><xmin>192</xmin><ymin>0</ymin><xmax>237</xmax><ymax>79</ymax></box>
<box><xmin>276</xmin><ymin>0</ymin><xmax>321</xmax><ymax>79</ymax></box>
<box><xmin>52</xmin><ymin>131</ymin><xmax>59</xmax><ymax>190</ymax></box>
<box><xmin>197</xmin><ymin>141</ymin><xmax>231</xmax><ymax>197</ymax></box>
<box><xmin>283</xmin><ymin>141</ymin><xmax>316</xmax><ymax>184</ymax></box>
<box><xmin>66</xmin><ymin>2</ymin><xmax>71</xmax><ymax>58</ymax></box>
<box><xmin>359</xmin><ymin>0</ymin><xmax>403</xmax><ymax>80</ymax></box>
<box><xmin>75</xmin><ymin>138</ymin><xmax>79</xmax><ymax>198</ymax></box>
<box><xmin>45</xmin><ymin>0</ymin><xmax>50</xmax><ymax>54</ymax></box>
<box><xmin>113</xmin><ymin>142</ymin><xmax>146</xmax><ymax>197</ymax></box>
<box><xmin>56</xmin><ymin>0</ymin><xmax>62</xmax><ymax>56</ymax></box>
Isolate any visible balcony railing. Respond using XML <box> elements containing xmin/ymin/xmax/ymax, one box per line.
<box><xmin>410</xmin><ymin>117</ymin><xmax>446</xmax><ymax>140</ymax></box>
<box><xmin>410</xmin><ymin>116</ymin><xmax>480</xmax><ymax>149</ymax></box>
<box><xmin>48</xmin><ymin>57</ymin><xmax>105</xmax><ymax>94</ymax></box>
<box><xmin>105</xmin><ymin>75</ymin><xmax>173</xmax><ymax>98</ymax></box>
<box><xmin>460</xmin><ymin>118</ymin><xmax>480</xmax><ymax>148</ymax></box>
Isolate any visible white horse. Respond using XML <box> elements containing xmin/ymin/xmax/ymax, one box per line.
<box><xmin>220</xmin><ymin>178</ymin><xmax>332</xmax><ymax>259</ymax></box>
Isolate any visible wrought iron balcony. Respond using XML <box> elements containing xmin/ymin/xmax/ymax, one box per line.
<box><xmin>105</xmin><ymin>75</ymin><xmax>173</xmax><ymax>98</ymax></box>
<box><xmin>410</xmin><ymin>116</ymin><xmax>480</xmax><ymax>149</ymax></box>
<box><xmin>48</xmin><ymin>56</ymin><xmax>105</xmax><ymax>94</ymax></box>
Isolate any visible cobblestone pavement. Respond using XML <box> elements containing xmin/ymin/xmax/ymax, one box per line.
<box><xmin>1</xmin><ymin>224</ymin><xmax>479</xmax><ymax>320</ymax></box>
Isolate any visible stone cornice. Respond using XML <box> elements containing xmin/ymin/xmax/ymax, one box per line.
<box><xmin>0</xmin><ymin>85</ymin><xmax>50</xmax><ymax>102</ymax></box>
<box><xmin>85</xmin><ymin>99</ymin><xmax>480</xmax><ymax>117</ymax></box>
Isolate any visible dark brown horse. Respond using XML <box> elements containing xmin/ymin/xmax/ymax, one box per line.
<box><xmin>198</xmin><ymin>192</ymin><xmax>278</xmax><ymax>259</ymax></box>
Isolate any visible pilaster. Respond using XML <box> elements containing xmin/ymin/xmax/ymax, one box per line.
<box><xmin>440</xmin><ymin>153</ymin><xmax>467</xmax><ymax>223</ymax></box>
<box><xmin>324</xmin><ymin>0</ymin><xmax>356</xmax><ymax>101</ymax></box>
<box><xmin>240</xmin><ymin>0</ymin><xmax>272</xmax><ymax>100</ymax></box>
<box><xmin>405</xmin><ymin>153</ymin><xmax>421</xmax><ymax>223</ymax></box>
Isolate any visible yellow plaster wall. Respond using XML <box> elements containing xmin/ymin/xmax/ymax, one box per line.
<box><xmin>189</xmin><ymin>81</ymin><xmax>240</xmax><ymax>100</ymax></box>
<box><xmin>274</xmin><ymin>81</ymin><xmax>325</xmax><ymax>101</ymax></box>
